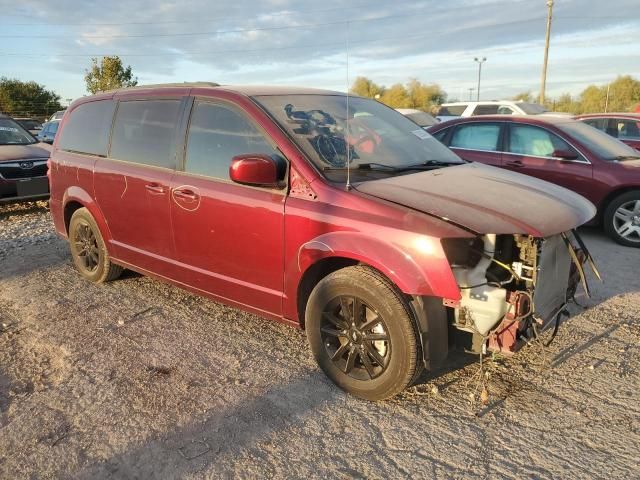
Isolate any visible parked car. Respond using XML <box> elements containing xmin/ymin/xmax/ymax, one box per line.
<box><xmin>49</xmin><ymin>84</ymin><xmax>595</xmax><ymax>400</ymax></box>
<box><xmin>0</xmin><ymin>114</ymin><xmax>51</xmax><ymax>203</ymax></box>
<box><xmin>48</xmin><ymin>110</ymin><xmax>66</xmax><ymax>122</ymax></box>
<box><xmin>37</xmin><ymin>120</ymin><xmax>59</xmax><ymax>144</ymax></box>
<box><xmin>435</xmin><ymin>100</ymin><xmax>565</xmax><ymax>122</ymax></box>
<box><xmin>14</xmin><ymin>117</ymin><xmax>43</xmax><ymax>136</ymax></box>
<box><xmin>395</xmin><ymin>108</ymin><xmax>438</xmax><ymax>128</ymax></box>
<box><xmin>575</xmin><ymin>113</ymin><xmax>640</xmax><ymax>151</ymax></box>
<box><xmin>428</xmin><ymin>115</ymin><xmax>640</xmax><ymax>247</ymax></box>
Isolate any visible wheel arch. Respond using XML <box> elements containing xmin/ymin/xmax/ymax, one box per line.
<box><xmin>62</xmin><ymin>186</ymin><xmax>113</xmax><ymax>244</ymax></box>
<box><xmin>598</xmin><ymin>186</ymin><xmax>640</xmax><ymax>223</ymax></box>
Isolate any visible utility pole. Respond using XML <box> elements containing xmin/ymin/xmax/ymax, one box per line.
<box><xmin>540</xmin><ymin>0</ymin><xmax>554</xmax><ymax>105</ymax></box>
<box><xmin>474</xmin><ymin>57</ymin><xmax>486</xmax><ymax>101</ymax></box>
<box><xmin>468</xmin><ymin>88</ymin><xmax>475</xmax><ymax>101</ymax></box>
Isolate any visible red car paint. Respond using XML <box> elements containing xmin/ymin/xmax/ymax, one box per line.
<box><xmin>428</xmin><ymin>115</ymin><xmax>640</xmax><ymax>223</ymax></box>
<box><xmin>574</xmin><ymin>113</ymin><xmax>640</xmax><ymax>151</ymax></box>
<box><xmin>49</xmin><ymin>86</ymin><xmax>593</xmax><ymax>330</ymax></box>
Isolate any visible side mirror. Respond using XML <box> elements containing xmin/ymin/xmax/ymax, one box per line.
<box><xmin>229</xmin><ymin>154</ymin><xmax>285</xmax><ymax>188</ymax></box>
<box><xmin>552</xmin><ymin>149</ymin><xmax>578</xmax><ymax>161</ymax></box>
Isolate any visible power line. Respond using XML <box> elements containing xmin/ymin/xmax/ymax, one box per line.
<box><xmin>0</xmin><ymin>11</ymin><xmax>546</xmax><ymax>39</ymax></box>
<box><xmin>0</xmin><ymin>17</ymin><xmax>549</xmax><ymax>57</ymax></box>
<box><xmin>0</xmin><ymin>1</ymin><xmax>380</xmax><ymax>27</ymax></box>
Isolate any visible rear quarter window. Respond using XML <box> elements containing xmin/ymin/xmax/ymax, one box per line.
<box><xmin>109</xmin><ymin>100</ymin><xmax>182</xmax><ymax>168</ymax></box>
<box><xmin>57</xmin><ymin>100</ymin><xmax>116</xmax><ymax>156</ymax></box>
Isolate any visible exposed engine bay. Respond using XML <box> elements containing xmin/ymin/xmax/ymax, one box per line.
<box><xmin>442</xmin><ymin>230</ymin><xmax>596</xmax><ymax>354</ymax></box>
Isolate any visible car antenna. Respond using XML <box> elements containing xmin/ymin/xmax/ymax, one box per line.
<box><xmin>345</xmin><ymin>21</ymin><xmax>352</xmax><ymax>191</ymax></box>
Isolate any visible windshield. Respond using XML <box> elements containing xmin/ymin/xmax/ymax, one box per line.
<box><xmin>558</xmin><ymin>121</ymin><xmax>639</xmax><ymax>160</ymax></box>
<box><xmin>518</xmin><ymin>103</ymin><xmax>548</xmax><ymax>114</ymax></box>
<box><xmin>405</xmin><ymin>111</ymin><xmax>438</xmax><ymax>128</ymax></box>
<box><xmin>0</xmin><ymin>118</ymin><xmax>36</xmax><ymax>145</ymax></box>
<box><xmin>254</xmin><ymin>94</ymin><xmax>463</xmax><ymax>181</ymax></box>
<box><xmin>17</xmin><ymin>119</ymin><xmax>41</xmax><ymax>130</ymax></box>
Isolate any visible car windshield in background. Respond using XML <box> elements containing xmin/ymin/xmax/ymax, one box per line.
<box><xmin>559</xmin><ymin>120</ymin><xmax>640</xmax><ymax>160</ymax></box>
<box><xmin>405</xmin><ymin>111</ymin><xmax>438</xmax><ymax>128</ymax></box>
<box><xmin>17</xmin><ymin>119</ymin><xmax>41</xmax><ymax>130</ymax></box>
<box><xmin>254</xmin><ymin>94</ymin><xmax>463</xmax><ymax>181</ymax></box>
<box><xmin>0</xmin><ymin>118</ymin><xmax>36</xmax><ymax>145</ymax></box>
<box><xmin>518</xmin><ymin>103</ymin><xmax>548</xmax><ymax>114</ymax></box>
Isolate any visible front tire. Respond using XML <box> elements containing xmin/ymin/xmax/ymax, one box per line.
<box><xmin>69</xmin><ymin>207</ymin><xmax>123</xmax><ymax>283</ymax></box>
<box><xmin>305</xmin><ymin>266</ymin><xmax>420</xmax><ymax>401</ymax></box>
<box><xmin>604</xmin><ymin>191</ymin><xmax>640</xmax><ymax>247</ymax></box>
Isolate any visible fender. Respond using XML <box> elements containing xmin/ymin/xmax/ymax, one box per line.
<box><xmin>62</xmin><ymin>186</ymin><xmax>113</xmax><ymax>249</ymax></box>
<box><xmin>291</xmin><ymin>230</ymin><xmax>461</xmax><ymax>303</ymax></box>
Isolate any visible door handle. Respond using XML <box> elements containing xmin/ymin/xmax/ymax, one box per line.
<box><xmin>505</xmin><ymin>160</ymin><xmax>524</xmax><ymax>168</ymax></box>
<box><xmin>145</xmin><ymin>183</ymin><xmax>166</xmax><ymax>194</ymax></box>
<box><xmin>173</xmin><ymin>188</ymin><xmax>199</xmax><ymax>201</ymax></box>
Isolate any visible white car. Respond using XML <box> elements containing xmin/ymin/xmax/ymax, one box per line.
<box><xmin>395</xmin><ymin>108</ymin><xmax>439</xmax><ymax>128</ymax></box>
<box><xmin>436</xmin><ymin>101</ymin><xmax>568</xmax><ymax>122</ymax></box>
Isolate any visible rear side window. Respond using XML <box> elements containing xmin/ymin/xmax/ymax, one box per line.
<box><xmin>439</xmin><ymin>105</ymin><xmax>467</xmax><ymax>116</ymax></box>
<box><xmin>110</xmin><ymin>100</ymin><xmax>182</xmax><ymax>168</ymax></box>
<box><xmin>508</xmin><ymin>124</ymin><xmax>574</xmax><ymax>158</ymax></box>
<box><xmin>473</xmin><ymin>105</ymin><xmax>499</xmax><ymax>115</ymax></box>
<box><xmin>581</xmin><ymin>118</ymin><xmax>607</xmax><ymax>131</ymax></box>
<box><xmin>450</xmin><ymin>123</ymin><xmax>501</xmax><ymax>151</ymax></box>
<box><xmin>57</xmin><ymin>100</ymin><xmax>115</xmax><ymax>156</ymax></box>
<box><xmin>614</xmin><ymin>119</ymin><xmax>640</xmax><ymax>140</ymax></box>
<box><xmin>184</xmin><ymin>102</ymin><xmax>277</xmax><ymax>180</ymax></box>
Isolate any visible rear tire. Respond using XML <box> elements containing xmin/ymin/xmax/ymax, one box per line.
<box><xmin>69</xmin><ymin>207</ymin><xmax>123</xmax><ymax>283</ymax></box>
<box><xmin>603</xmin><ymin>191</ymin><xmax>640</xmax><ymax>247</ymax></box>
<box><xmin>305</xmin><ymin>265</ymin><xmax>420</xmax><ymax>401</ymax></box>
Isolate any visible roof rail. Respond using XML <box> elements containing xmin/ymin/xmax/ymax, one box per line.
<box><xmin>107</xmin><ymin>82</ymin><xmax>221</xmax><ymax>93</ymax></box>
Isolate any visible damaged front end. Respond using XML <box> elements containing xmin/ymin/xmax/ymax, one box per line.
<box><xmin>442</xmin><ymin>230</ymin><xmax>599</xmax><ymax>354</ymax></box>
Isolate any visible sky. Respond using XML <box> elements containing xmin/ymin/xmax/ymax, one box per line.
<box><xmin>1</xmin><ymin>0</ymin><xmax>639</xmax><ymax>104</ymax></box>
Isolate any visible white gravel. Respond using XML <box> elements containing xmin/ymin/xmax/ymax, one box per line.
<box><xmin>0</xmin><ymin>201</ymin><xmax>639</xmax><ymax>479</ymax></box>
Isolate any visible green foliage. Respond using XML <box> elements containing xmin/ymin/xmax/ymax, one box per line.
<box><xmin>380</xmin><ymin>84</ymin><xmax>411</xmax><ymax>108</ymax></box>
<box><xmin>84</xmin><ymin>56</ymin><xmax>138</xmax><ymax>94</ymax></box>
<box><xmin>351</xmin><ymin>76</ymin><xmax>446</xmax><ymax>110</ymax></box>
<box><xmin>350</xmin><ymin>76</ymin><xmax>385</xmax><ymax>98</ymax></box>
<box><xmin>547</xmin><ymin>76</ymin><xmax>640</xmax><ymax>114</ymax></box>
<box><xmin>0</xmin><ymin>77</ymin><xmax>62</xmax><ymax>118</ymax></box>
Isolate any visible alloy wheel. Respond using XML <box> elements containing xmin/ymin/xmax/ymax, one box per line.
<box><xmin>613</xmin><ymin>200</ymin><xmax>640</xmax><ymax>243</ymax></box>
<box><xmin>73</xmin><ymin>221</ymin><xmax>100</xmax><ymax>272</ymax></box>
<box><xmin>320</xmin><ymin>296</ymin><xmax>391</xmax><ymax>380</ymax></box>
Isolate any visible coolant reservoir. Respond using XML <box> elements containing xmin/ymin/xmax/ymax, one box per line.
<box><xmin>452</xmin><ymin>234</ymin><xmax>510</xmax><ymax>335</ymax></box>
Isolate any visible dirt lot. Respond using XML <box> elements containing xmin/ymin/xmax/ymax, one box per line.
<box><xmin>0</xmin><ymin>201</ymin><xmax>639</xmax><ymax>479</ymax></box>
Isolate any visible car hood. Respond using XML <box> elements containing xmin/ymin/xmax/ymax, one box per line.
<box><xmin>0</xmin><ymin>143</ymin><xmax>51</xmax><ymax>163</ymax></box>
<box><xmin>355</xmin><ymin>162</ymin><xmax>596</xmax><ymax>237</ymax></box>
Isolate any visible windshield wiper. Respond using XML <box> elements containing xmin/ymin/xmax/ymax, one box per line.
<box><xmin>323</xmin><ymin>160</ymin><xmax>461</xmax><ymax>172</ymax></box>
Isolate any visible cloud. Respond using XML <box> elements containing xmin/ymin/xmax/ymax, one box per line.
<box><xmin>2</xmin><ymin>0</ymin><xmax>639</xmax><ymax>99</ymax></box>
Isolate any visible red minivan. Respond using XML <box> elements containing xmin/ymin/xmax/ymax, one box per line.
<box><xmin>49</xmin><ymin>84</ymin><xmax>596</xmax><ymax>400</ymax></box>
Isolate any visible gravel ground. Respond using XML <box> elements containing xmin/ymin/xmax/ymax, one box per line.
<box><xmin>0</xmin><ymin>201</ymin><xmax>639</xmax><ymax>479</ymax></box>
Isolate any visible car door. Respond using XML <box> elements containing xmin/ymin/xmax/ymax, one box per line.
<box><xmin>169</xmin><ymin>98</ymin><xmax>286</xmax><ymax>316</ymax></box>
<box><xmin>502</xmin><ymin>122</ymin><xmax>594</xmax><ymax>201</ymax></box>
<box><xmin>93</xmin><ymin>98</ymin><xmax>185</xmax><ymax>276</ymax></box>
<box><xmin>447</xmin><ymin>121</ymin><xmax>504</xmax><ymax>166</ymax></box>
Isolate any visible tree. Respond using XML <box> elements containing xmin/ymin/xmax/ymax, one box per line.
<box><xmin>512</xmin><ymin>91</ymin><xmax>533</xmax><ymax>102</ymax></box>
<box><xmin>0</xmin><ymin>77</ymin><xmax>62</xmax><ymax>118</ymax></box>
<box><xmin>84</xmin><ymin>56</ymin><xmax>138</xmax><ymax>94</ymax></box>
<box><xmin>406</xmin><ymin>79</ymin><xmax>446</xmax><ymax>109</ymax></box>
<box><xmin>350</xmin><ymin>76</ymin><xmax>384</xmax><ymax>98</ymax></box>
<box><xmin>379</xmin><ymin>84</ymin><xmax>411</xmax><ymax>108</ymax></box>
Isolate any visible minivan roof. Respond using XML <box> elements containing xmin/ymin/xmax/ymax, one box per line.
<box><xmin>103</xmin><ymin>82</ymin><xmax>344</xmax><ymax>97</ymax></box>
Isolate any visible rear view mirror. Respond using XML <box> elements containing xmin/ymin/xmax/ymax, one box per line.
<box><xmin>229</xmin><ymin>154</ymin><xmax>285</xmax><ymax>188</ymax></box>
<box><xmin>552</xmin><ymin>149</ymin><xmax>578</xmax><ymax>161</ymax></box>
